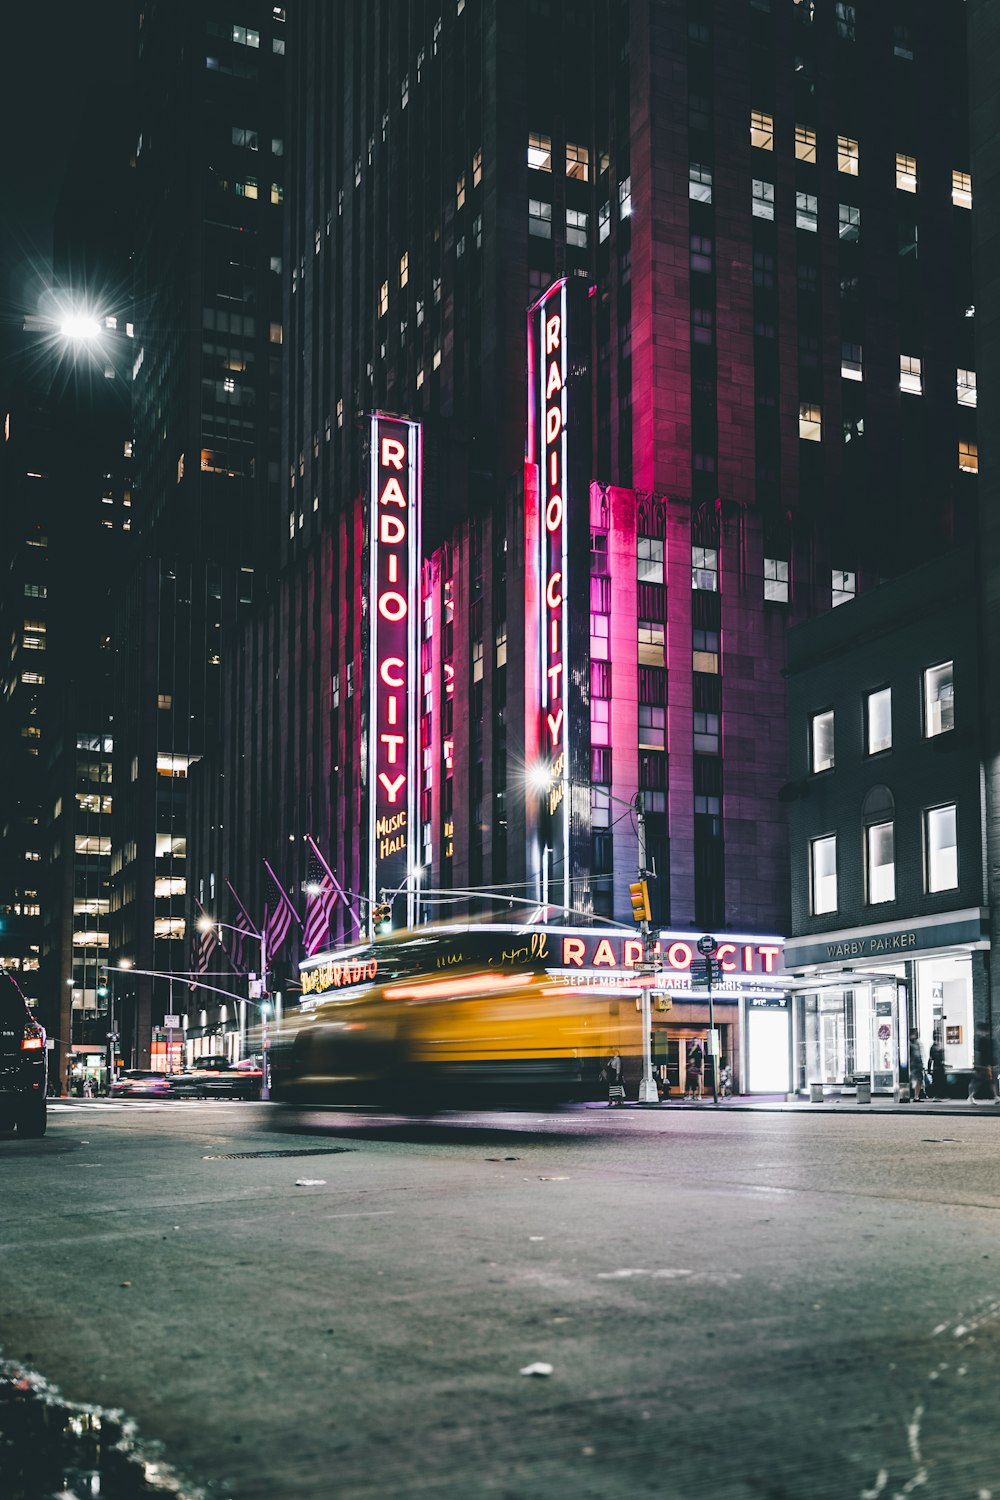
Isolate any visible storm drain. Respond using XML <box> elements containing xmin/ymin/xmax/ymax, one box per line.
<box><xmin>202</xmin><ymin>1146</ymin><xmax>353</xmax><ymax>1160</ymax></box>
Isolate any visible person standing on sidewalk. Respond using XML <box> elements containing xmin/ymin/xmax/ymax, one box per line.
<box><xmin>969</xmin><ymin>1023</ymin><xmax>997</xmax><ymax>1103</ymax></box>
<box><xmin>908</xmin><ymin>1029</ymin><xmax>925</xmax><ymax>1101</ymax></box>
<box><xmin>685</xmin><ymin>1040</ymin><xmax>704</xmax><ymax>1101</ymax></box>
<box><xmin>928</xmin><ymin>1031</ymin><xmax>947</xmax><ymax>1100</ymax></box>
<box><xmin>604</xmin><ymin>1050</ymin><xmax>625</xmax><ymax>1106</ymax></box>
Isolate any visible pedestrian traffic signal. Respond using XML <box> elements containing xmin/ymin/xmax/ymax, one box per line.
<box><xmin>628</xmin><ymin>880</ymin><xmax>651</xmax><ymax>925</ymax></box>
<box><xmin>97</xmin><ymin>968</ymin><xmax>109</xmax><ymax>999</ymax></box>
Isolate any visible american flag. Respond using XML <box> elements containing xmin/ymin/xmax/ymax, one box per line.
<box><xmin>303</xmin><ymin>845</ymin><xmax>338</xmax><ymax>957</ymax></box>
<box><xmin>189</xmin><ymin>917</ymin><xmax>218</xmax><ymax>990</ymax></box>
<box><xmin>225</xmin><ymin>881</ymin><xmax>257</xmax><ymax>975</ymax></box>
<box><xmin>262</xmin><ymin>862</ymin><xmax>300</xmax><ymax>960</ymax></box>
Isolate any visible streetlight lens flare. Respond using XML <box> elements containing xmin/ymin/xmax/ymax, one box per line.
<box><xmin>196</xmin><ymin>915</ymin><xmax>216</xmax><ymax>933</ymax></box>
<box><xmin>528</xmin><ymin>762</ymin><xmax>553</xmax><ymax>793</ymax></box>
<box><xmin>59</xmin><ymin>313</ymin><xmax>102</xmax><ymax>342</ymax></box>
<box><xmin>305</xmin><ymin>883</ymin><xmax>322</xmax><ymax>896</ymax></box>
<box><xmin>117</xmin><ymin>958</ymin><xmax>133</xmax><ymax>969</ymax></box>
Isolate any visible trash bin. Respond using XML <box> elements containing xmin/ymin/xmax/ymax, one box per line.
<box><xmin>856</xmin><ymin>1080</ymin><xmax>871</xmax><ymax>1105</ymax></box>
<box><xmin>809</xmin><ymin>1082</ymin><xmax>824</xmax><ymax>1103</ymax></box>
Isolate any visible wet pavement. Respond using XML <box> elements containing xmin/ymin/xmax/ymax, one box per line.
<box><xmin>5</xmin><ymin>1099</ymin><xmax>1000</xmax><ymax>1498</ymax></box>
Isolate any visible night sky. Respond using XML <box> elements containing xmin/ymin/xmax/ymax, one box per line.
<box><xmin>0</xmin><ymin>1</ymin><xmax>132</xmax><ymax>395</ymax></box>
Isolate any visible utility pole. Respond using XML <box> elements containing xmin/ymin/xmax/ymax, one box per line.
<box><xmin>698</xmin><ymin>933</ymin><xmax>719</xmax><ymax>1105</ymax></box>
<box><xmin>634</xmin><ymin>792</ymin><xmax>659</xmax><ymax>1104</ymax></box>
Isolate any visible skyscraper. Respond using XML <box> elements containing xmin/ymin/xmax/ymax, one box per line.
<box><xmin>110</xmin><ymin>1</ymin><xmax>286</xmax><ymax>1064</ymax></box>
<box><xmin>188</xmin><ymin>0</ymin><xmax>976</xmax><ymax>1075</ymax></box>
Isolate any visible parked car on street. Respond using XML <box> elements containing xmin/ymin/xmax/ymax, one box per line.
<box><xmin>169</xmin><ymin>1055</ymin><xmax>263</xmax><ymax>1100</ymax></box>
<box><xmin>110</xmin><ymin>1069</ymin><xmax>172</xmax><ymax>1099</ymax></box>
<box><xmin>0</xmin><ymin>984</ymin><xmax>47</xmax><ymax>1136</ymax></box>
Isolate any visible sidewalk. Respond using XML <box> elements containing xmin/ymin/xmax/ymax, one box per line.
<box><xmin>594</xmin><ymin>1094</ymin><xmax>1000</xmax><ymax>1116</ymax></box>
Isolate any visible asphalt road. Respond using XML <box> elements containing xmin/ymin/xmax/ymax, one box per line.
<box><xmin>3</xmin><ymin>1100</ymin><xmax>1000</xmax><ymax>1499</ymax></box>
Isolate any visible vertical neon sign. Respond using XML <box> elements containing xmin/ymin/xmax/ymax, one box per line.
<box><xmin>367</xmin><ymin>414</ymin><xmax>421</xmax><ymax>925</ymax></box>
<box><xmin>529</xmin><ymin>281</ymin><xmax>570</xmax><ymax>912</ymax></box>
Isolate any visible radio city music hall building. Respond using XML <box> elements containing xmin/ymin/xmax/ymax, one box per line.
<box><xmin>188</xmin><ymin>1</ymin><xmax>975</xmax><ymax>1089</ymax></box>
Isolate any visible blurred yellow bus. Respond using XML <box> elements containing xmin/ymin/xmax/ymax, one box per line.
<box><xmin>273</xmin><ymin>927</ymin><xmax>642</xmax><ymax>1109</ymax></box>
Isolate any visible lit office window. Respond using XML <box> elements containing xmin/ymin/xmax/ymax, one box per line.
<box><xmin>637</xmin><ymin>621</ymin><xmax>665</xmax><ymax>667</ymax></box>
<box><xmin>810</xmin><ymin>709</ymin><xmax>834</xmax><ymax>774</ymax></box>
<box><xmin>924</xmin><ymin>805</ymin><xmax>958</xmax><ymax>893</ymax></box>
<box><xmin>957</xmin><ymin>370</ymin><xmax>977</xmax><ymax>408</ymax></box>
<box><xmin>899</xmin><ymin>355</ymin><xmax>922</xmax><ymax>395</ymax></box>
<box><xmin>837</xmin><ymin>135</ymin><xmax>859</xmax><ymax>175</ymax></box>
<box><xmin>795</xmin><ymin>125</ymin><xmax>817</xmax><ymax>163</ymax></box>
<box><xmin>528</xmin><ymin>132</ymin><xmax>552</xmax><ymax>171</ymax></box>
<box><xmin>590</xmin><ymin>613</ymin><xmax>610</xmax><ymax>660</ymax></box>
<box><xmin>528</xmin><ymin>199</ymin><xmax>552</xmax><ymax>238</ymax></box>
<box><xmin>566</xmin><ymin>142</ymin><xmax>590</xmax><ymax>180</ymax></box>
<box><xmin>691</xmin><ymin>546</ymin><xmax>719</xmax><ymax>591</ymax></box>
<box><xmin>751</xmin><ymin>110</ymin><xmax>774</xmax><ymax>151</ymax></box>
<box><xmin>810</xmin><ymin>835</ymin><xmax>838</xmax><ymax>914</ymax></box>
<box><xmin>637</xmin><ymin>536</ymin><xmax>664</xmax><ymax>584</ymax></box>
<box><xmin>958</xmin><ymin>440</ymin><xmax>979</xmax><ymax>473</ymax></box>
<box><xmin>896</xmin><ymin>153</ymin><xmax>918</xmax><ymax>192</ymax></box>
<box><xmin>693</xmin><ymin>628</ymin><xmax>720</xmax><ymax>673</ymax></box>
<box><xmin>866</xmin><ymin>822</ymin><xmax>895</xmax><ymax>904</ymax></box>
<box><xmin>866</xmin><ymin>687</ymin><xmax>892</xmax><ymax>755</ymax></box>
<box><xmin>472</xmin><ymin>148</ymin><xmax>483</xmax><ymax>187</ymax></box>
<box><xmin>831</xmin><ymin>569</ymin><xmax>856</xmax><ymax>607</ymax></box>
<box><xmin>619</xmin><ymin>176</ymin><xmax>632</xmax><ymax>218</ymax></box>
<box><xmin>591</xmin><ymin>699</ymin><xmax>610</xmax><ymax>747</ymax></box>
<box><xmin>841</xmin><ymin>342</ymin><xmax>863</xmax><ymax>381</ymax></box>
<box><xmin>952</xmin><ymin>170</ymin><xmax>972</xmax><ymax>210</ymax></box>
<box><xmin>598</xmin><ymin>202</ymin><xmax>611</xmax><ymax>242</ymax></box>
<box><xmin>796</xmin><ymin>192</ymin><xmax>818</xmax><ymax>231</ymax></box>
<box><xmin>923</xmin><ymin>661</ymin><xmax>954</xmax><ymax>737</ymax></box>
<box><xmin>752</xmin><ymin>179</ymin><xmax>775</xmax><ymax>220</ymax></box>
<box><xmin>835</xmin><ymin>2</ymin><xmax>856</xmax><ymax>39</ymax></box>
<box><xmin>764</xmin><ymin>557</ymin><xmax>790</xmax><ymax>603</ymax></box>
<box><xmin>399</xmin><ymin>251</ymin><xmax>409</xmax><ymax>287</ymax></box>
<box><xmin>689</xmin><ymin>162</ymin><xmax>713</xmax><ymax>202</ymax></box>
<box><xmin>799</xmin><ymin>403</ymin><xmax>822</xmax><ymax>441</ymax></box>
<box><xmin>839</xmin><ymin>202</ymin><xmax>860</xmax><ymax>241</ymax></box>
<box><xmin>566</xmin><ymin>208</ymin><xmax>589</xmax><ymax>247</ymax></box>
<box><xmin>456</xmin><ymin>173</ymin><xmax>466</xmax><ymax>209</ymax></box>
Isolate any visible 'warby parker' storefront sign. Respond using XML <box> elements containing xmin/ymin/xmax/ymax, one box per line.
<box><xmin>365</xmin><ymin>415</ymin><xmax>421</xmax><ymax>919</ymax></box>
<box><xmin>528</xmin><ymin>280</ymin><xmax>571</xmax><ymax>907</ymax></box>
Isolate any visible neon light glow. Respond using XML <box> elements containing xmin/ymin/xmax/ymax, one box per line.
<box><xmin>529</xmin><ymin>280</ymin><xmax>571</xmax><ymax>910</ymax></box>
<box><xmin>367</xmin><ymin>415</ymin><xmax>421</xmax><ymax>918</ymax></box>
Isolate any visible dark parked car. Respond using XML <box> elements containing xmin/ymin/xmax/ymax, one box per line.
<box><xmin>169</xmin><ymin>1055</ymin><xmax>263</xmax><ymax>1100</ymax></box>
<box><xmin>0</xmin><ymin>985</ymin><xmax>47</xmax><ymax>1136</ymax></box>
<box><xmin>110</xmin><ymin>1069</ymin><xmax>172</xmax><ymax>1099</ymax></box>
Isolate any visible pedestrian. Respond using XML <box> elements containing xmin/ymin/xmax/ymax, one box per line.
<box><xmin>685</xmin><ymin>1040</ymin><xmax>704</xmax><ymax>1101</ymax></box>
<box><xmin>908</xmin><ymin>1028</ymin><xmax>924</xmax><ymax>1102</ymax></box>
<box><xmin>968</xmin><ymin>1023</ymin><xmax>997</xmax><ymax>1103</ymax></box>
<box><xmin>604</xmin><ymin>1050</ymin><xmax>625</xmax><ymax>1106</ymax></box>
<box><xmin>928</xmin><ymin>1031</ymin><xmax>946</xmax><ymax>1100</ymax></box>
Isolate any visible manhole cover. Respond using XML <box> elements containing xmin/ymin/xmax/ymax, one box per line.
<box><xmin>202</xmin><ymin>1147</ymin><xmax>353</xmax><ymax>1160</ymax></box>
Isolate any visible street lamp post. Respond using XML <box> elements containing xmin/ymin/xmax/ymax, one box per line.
<box><xmin>198</xmin><ymin>918</ymin><xmax>270</xmax><ymax>1101</ymax></box>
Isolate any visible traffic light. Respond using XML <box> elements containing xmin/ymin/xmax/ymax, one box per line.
<box><xmin>373</xmin><ymin>901</ymin><xmax>393</xmax><ymax>935</ymax></box>
<box><xmin>628</xmin><ymin>880</ymin><xmax>651</xmax><ymax>925</ymax></box>
<box><xmin>97</xmin><ymin>968</ymin><xmax>110</xmax><ymax>1000</ymax></box>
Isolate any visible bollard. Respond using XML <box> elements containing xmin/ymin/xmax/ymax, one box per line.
<box><xmin>809</xmin><ymin>1082</ymin><xmax>824</xmax><ymax>1103</ymax></box>
<box><xmin>856</xmin><ymin>1080</ymin><xmax>871</xmax><ymax>1105</ymax></box>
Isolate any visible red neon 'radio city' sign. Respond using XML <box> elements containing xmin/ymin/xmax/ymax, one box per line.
<box><xmin>367</xmin><ymin>415</ymin><xmax>421</xmax><ymax>913</ymax></box>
